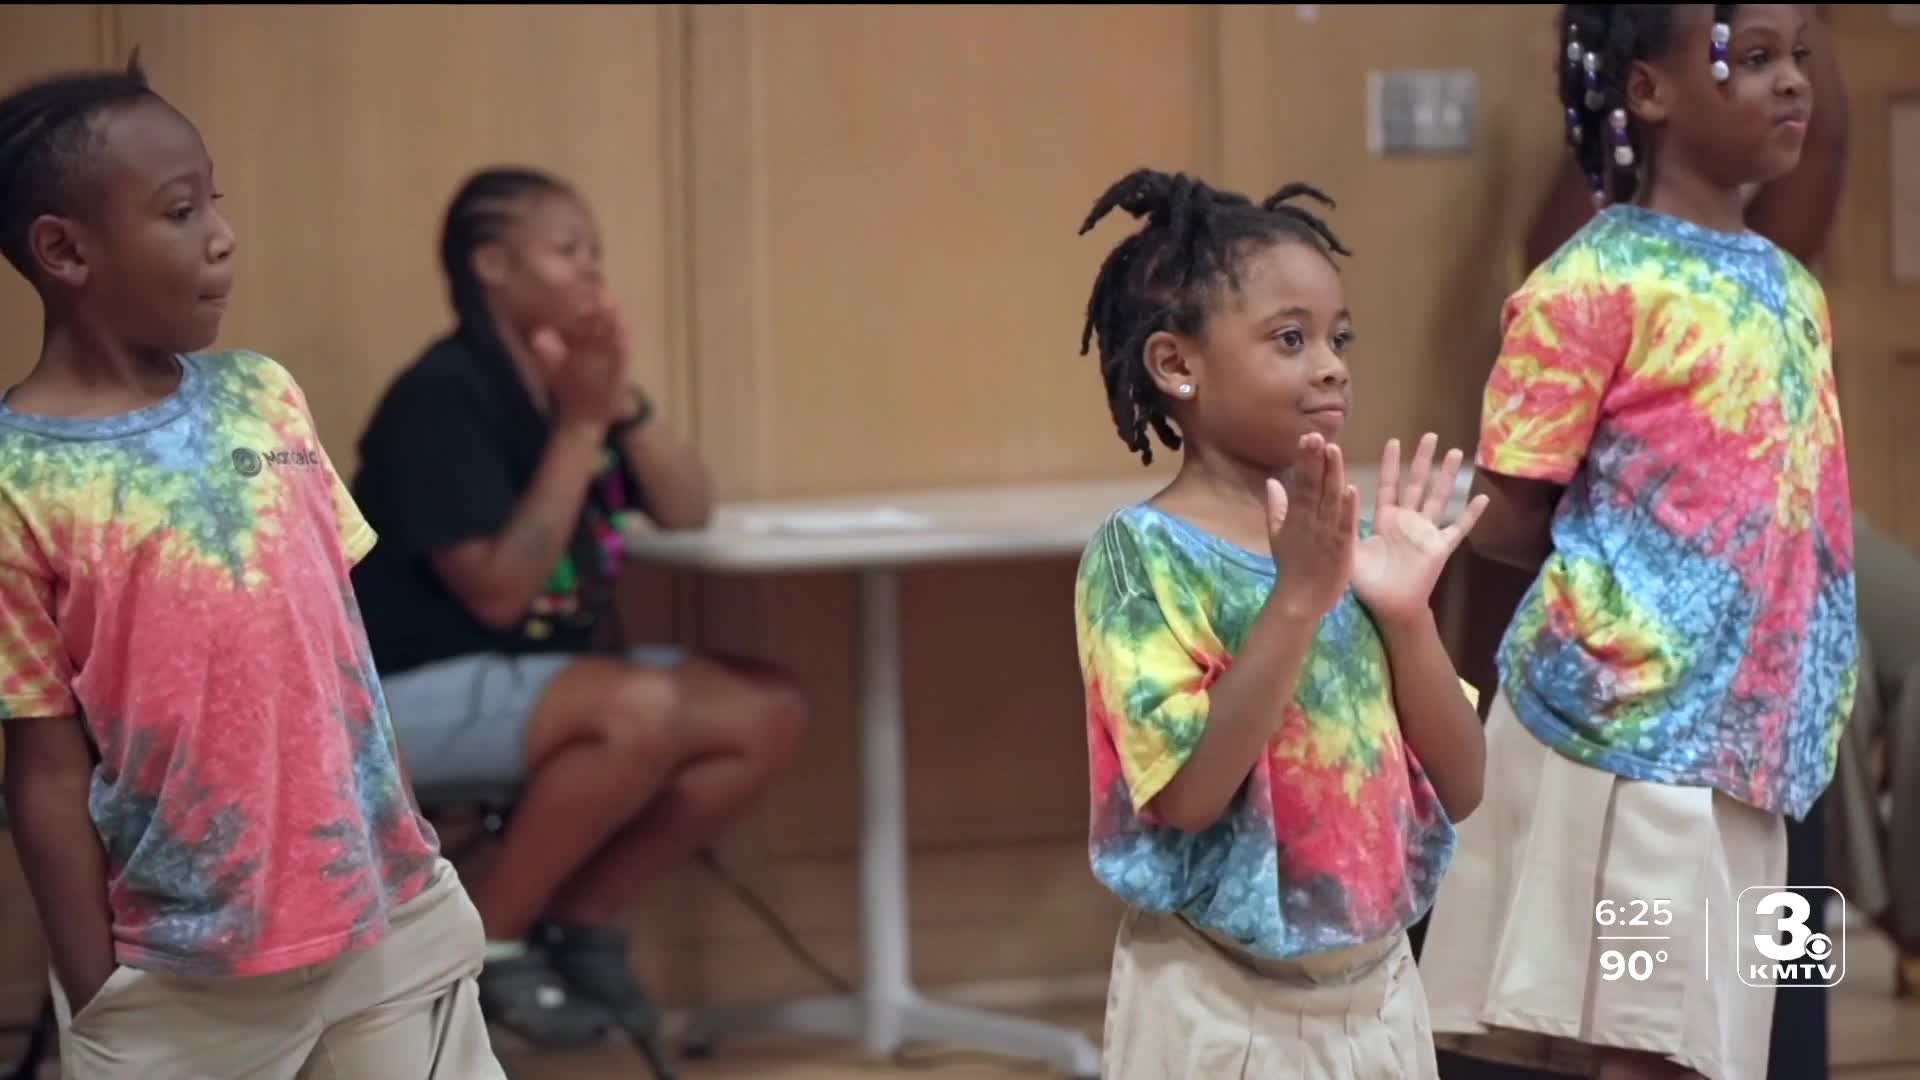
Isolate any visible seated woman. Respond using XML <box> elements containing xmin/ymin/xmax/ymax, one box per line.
<box><xmin>349</xmin><ymin>167</ymin><xmax>809</xmax><ymax>1048</ymax></box>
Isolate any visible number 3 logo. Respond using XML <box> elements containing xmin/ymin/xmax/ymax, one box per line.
<box><xmin>1754</xmin><ymin>890</ymin><xmax>1813</xmax><ymax>961</ymax></box>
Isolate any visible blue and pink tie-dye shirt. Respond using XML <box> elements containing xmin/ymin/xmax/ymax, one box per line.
<box><xmin>1074</xmin><ymin>505</ymin><xmax>1463</xmax><ymax>960</ymax></box>
<box><xmin>1481</xmin><ymin>205</ymin><xmax>1857</xmax><ymax>821</ymax></box>
<box><xmin>0</xmin><ymin>351</ymin><xmax>441</xmax><ymax>977</ymax></box>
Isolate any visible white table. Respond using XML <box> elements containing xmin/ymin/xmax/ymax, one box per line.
<box><xmin>623</xmin><ymin>468</ymin><xmax>1471</xmax><ymax>1076</ymax></box>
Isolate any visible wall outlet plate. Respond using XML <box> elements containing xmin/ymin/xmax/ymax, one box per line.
<box><xmin>1367</xmin><ymin>69</ymin><xmax>1477</xmax><ymax>157</ymax></box>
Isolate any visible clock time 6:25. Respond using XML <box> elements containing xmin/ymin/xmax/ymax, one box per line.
<box><xmin>1595</xmin><ymin>898</ymin><xmax>1674</xmax><ymax>927</ymax></box>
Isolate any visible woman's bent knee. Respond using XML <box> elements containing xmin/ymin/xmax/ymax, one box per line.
<box><xmin>603</xmin><ymin>668</ymin><xmax>682</xmax><ymax>759</ymax></box>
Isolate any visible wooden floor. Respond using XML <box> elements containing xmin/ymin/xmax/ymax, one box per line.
<box><xmin>501</xmin><ymin>928</ymin><xmax>1920</xmax><ymax>1079</ymax></box>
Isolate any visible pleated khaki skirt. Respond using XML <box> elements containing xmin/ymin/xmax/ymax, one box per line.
<box><xmin>1102</xmin><ymin>905</ymin><xmax>1437</xmax><ymax>1080</ymax></box>
<box><xmin>1420</xmin><ymin>692</ymin><xmax>1788</xmax><ymax>1079</ymax></box>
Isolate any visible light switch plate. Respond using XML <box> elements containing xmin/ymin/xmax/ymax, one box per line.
<box><xmin>1367</xmin><ymin>69</ymin><xmax>1477</xmax><ymax>157</ymax></box>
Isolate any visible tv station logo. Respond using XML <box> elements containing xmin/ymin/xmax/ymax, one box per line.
<box><xmin>1737</xmin><ymin>886</ymin><xmax>1845</xmax><ymax>988</ymax></box>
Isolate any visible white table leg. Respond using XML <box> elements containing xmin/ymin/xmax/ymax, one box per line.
<box><xmin>856</xmin><ymin>567</ymin><xmax>914</xmax><ymax>1052</ymax></box>
<box><xmin>685</xmin><ymin>568</ymin><xmax>1101</xmax><ymax>1078</ymax></box>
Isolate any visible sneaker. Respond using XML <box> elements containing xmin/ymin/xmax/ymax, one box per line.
<box><xmin>476</xmin><ymin>949</ymin><xmax>614</xmax><ymax>1049</ymax></box>
<box><xmin>536</xmin><ymin>921</ymin><xmax>678</xmax><ymax>1078</ymax></box>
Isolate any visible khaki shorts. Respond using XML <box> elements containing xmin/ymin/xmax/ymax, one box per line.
<box><xmin>1420</xmin><ymin>693</ymin><xmax>1788</xmax><ymax>1079</ymax></box>
<box><xmin>53</xmin><ymin>859</ymin><xmax>506</xmax><ymax>1080</ymax></box>
<box><xmin>1102</xmin><ymin>906</ymin><xmax>1437</xmax><ymax>1080</ymax></box>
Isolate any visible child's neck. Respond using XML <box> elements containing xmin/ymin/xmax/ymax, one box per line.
<box><xmin>8</xmin><ymin>318</ymin><xmax>184</xmax><ymax>418</ymax></box>
<box><xmin>1156</xmin><ymin>441</ymin><xmax>1298</xmax><ymax>554</ymax></box>
<box><xmin>1179</xmin><ymin>442</ymin><xmax>1277</xmax><ymax>508</ymax></box>
<box><xmin>1638</xmin><ymin>165</ymin><xmax>1749</xmax><ymax>237</ymax></box>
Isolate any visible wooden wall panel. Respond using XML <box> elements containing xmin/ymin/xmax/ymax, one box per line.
<box><xmin>1214</xmin><ymin>3</ymin><xmax>1566</xmax><ymax>458</ymax></box>
<box><xmin>687</xmin><ymin>4</ymin><xmax>1207</xmax><ymax>500</ymax></box>
<box><xmin>1823</xmin><ymin>7</ymin><xmax>1920</xmax><ymax>548</ymax></box>
<box><xmin>0</xmin><ymin>6</ymin><xmax>111</xmax><ymax>387</ymax></box>
<box><xmin>112</xmin><ymin>3</ymin><xmax>685</xmax><ymax>472</ymax></box>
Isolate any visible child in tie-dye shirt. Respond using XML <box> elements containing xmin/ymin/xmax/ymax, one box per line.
<box><xmin>0</xmin><ymin>59</ymin><xmax>503</xmax><ymax>1078</ymax></box>
<box><xmin>1421</xmin><ymin>7</ymin><xmax>1856</xmax><ymax>1080</ymax></box>
<box><xmin>1071</xmin><ymin>170</ymin><xmax>1488</xmax><ymax>1080</ymax></box>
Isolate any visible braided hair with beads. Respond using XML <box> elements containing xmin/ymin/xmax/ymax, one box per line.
<box><xmin>1559</xmin><ymin>4</ymin><xmax>1738</xmax><ymax>208</ymax></box>
<box><xmin>1076</xmin><ymin>169</ymin><xmax>1351</xmax><ymax>466</ymax></box>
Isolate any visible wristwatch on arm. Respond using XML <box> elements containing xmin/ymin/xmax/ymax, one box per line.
<box><xmin>610</xmin><ymin>387</ymin><xmax>653</xmax><ymax>438</ymax></box>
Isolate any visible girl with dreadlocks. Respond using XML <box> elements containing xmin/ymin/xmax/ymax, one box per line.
<box><xmin>1419</xmin><ymin>6</ymin><xmax>1856</xmax><ymax>1079</ymax></box>
<box><xmin>1070</xmin><ymin>169</ymin><xmax>1488</xmax><ymax>1079</ymax></box>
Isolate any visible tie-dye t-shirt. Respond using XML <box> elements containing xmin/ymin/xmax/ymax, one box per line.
<box><xmin>0</xmin><ymin>350</ymin><xmax>441</xmax><ymax>977</ymax></box>
<box><xmin>1481</xmin><ymin>205</ymin><xmax>1856</xmax><ymax>821</ymax></box>
<box><xmin>1074</xmin><ymin>505</ymin><xmax>1457</xmax><ymax>960</ymax></box>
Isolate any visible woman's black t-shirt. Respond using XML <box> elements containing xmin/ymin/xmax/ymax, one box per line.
<box><xmin>349</xmin><ymin>328</ymin><xmax>645</xmax><ymax>677</ymax></box>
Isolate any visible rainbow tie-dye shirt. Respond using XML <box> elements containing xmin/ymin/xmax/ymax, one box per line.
<box><xmin>1482</xmin><ymin>205</ymin><xmax>1856</xmax><ymax>821</ymax></box>
<box><xmin>1075</xmin><ymin>506</ymin><xmax>1456</xmax><ymax>960</ymax></box>
<box><xmin>0</xmin><ymin>351</ymin><xmax>441</xmax><ymax>977</ymax></box>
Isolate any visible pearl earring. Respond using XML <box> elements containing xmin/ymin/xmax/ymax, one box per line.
<box><xmin>1178</xmin><ymin>383</ymin><xmax>1193</xmax><ymax>396</ymax></box>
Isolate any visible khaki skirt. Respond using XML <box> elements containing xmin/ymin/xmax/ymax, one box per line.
<box><xmin>1420</xmin><ymin>693</ymin><xmax>1788</xmax><ymax>1079</ymax></box>
<box><xmin>1102</xmin><ymin>906</ymin><xmax>1437</xmax><ymax>1080</ymax></box>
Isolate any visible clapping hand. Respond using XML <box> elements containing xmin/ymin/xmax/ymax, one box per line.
<box><xmin>1266</xmin><ymin>433</ymin><xmax>1359</xmax><ymax>620</ymax></box>
<box><xmin>1349</xmin><ymin>433</ymin><xmax>1489</xmax><ymax>626</ymax></box>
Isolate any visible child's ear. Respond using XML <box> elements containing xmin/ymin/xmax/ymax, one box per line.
<box><xmin>1626</xmin><ymin>60</ymin><xmax>1670</xmax><ymax>125</ymax></box>
<box><xmin>28</xmin><ymin>215</ymin><xmax>88</xmax><ymax>289</ymax></box>
<box><xmin>1142</xmin><ymin>330</ymin><xmax>1197</xmax><ymax>401</ymax></box>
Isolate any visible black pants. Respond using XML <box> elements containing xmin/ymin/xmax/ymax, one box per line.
<box><xmin>1416</xmin><ymin>795</ymin><xmax>1830</xmax><ymax>1080</ymax></box>
<box><xmin>1766</xmin><ymin>794</ymin><xmax>1829</xmax><ymax>1080</ymax></box>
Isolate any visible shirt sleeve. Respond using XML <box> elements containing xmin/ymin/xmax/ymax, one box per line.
<box><xmin>1076</xmin><ymin>521</ymin><xmax>1218</xmax><ymax>815</ymax></box>
<box><xmin>355</xmin><ymin>365</ymin><xmax>523</xmax><ymax>557</ymax></box>
<box><xmin>0</xmin><ymin>508</ymin><xmax>73</xmax><ymax>720</ymax></box>
<box><xmin>267</xmin><ymin>359</ymin><xmax>378</xmax><ymax>566</ymax></box>
<box><xmin>1477</xmin><ymin>265</ymin><xmax>1635</xmax><ymax>484</ymax></box>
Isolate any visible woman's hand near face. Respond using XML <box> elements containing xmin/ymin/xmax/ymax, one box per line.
<box><xmin>533</xmin><ymin>304</ymin><xmax>629</xmax><ymax>429</ymax></box>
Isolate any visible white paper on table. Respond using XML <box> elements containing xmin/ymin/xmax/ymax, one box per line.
<box><xmin>735</xmin><ymin>507</ymin><xmax>934</xmax><ymax>536</ymax></box>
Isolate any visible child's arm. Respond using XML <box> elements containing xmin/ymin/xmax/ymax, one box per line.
<box><xmin>1376</xmin><ymin>612</ymin><xmax>1485</xmax><ymax>821</ymax></box>
<box><xmin>1083</xmin><ymin>439</ymin><xmax>1356</xmax><ymax>835</ymax></box>
<box><xmin>1149</xmin><ymin>590</ymin><xmax>1328</xmax><ymax>832</ymax></box>
<box><xmin>0</xmin><ymin>509</ymin><xmax>114</xmax><ymax>1009</ymax></box>
<box><xmin>1350</xmin><ymin>435</ymin><xmax>1490</xmax><ymax>821</ymax></box>
<box><xmin>1470</xmin><ymin>257</ymin><xmax>1631</xmax><ymax>573</ymax></box>
<box><xmin>4</xmin><ymin>715</ymin><xmax>116</xmax><ymax>1011</ymax></box>
<box><xmin>1083</xmin><ymin>564</ymin><xmax>1329</xmax><ymax>836</ymax></box>
<box><xmin>1154</xmin><ymin>445</ymin><xmax>1360</xmax><ymax>831</ymax></box>
<box><xmin>1466</xmin><ymin>471</ymin><xmax>1561</xmax><ymax>572</ymax></box>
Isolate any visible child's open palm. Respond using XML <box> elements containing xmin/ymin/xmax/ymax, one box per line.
<box><xmin>1351</xmin><ymin>433</ymin><xmax>1489</xmax><ymax>625</ymax></box>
